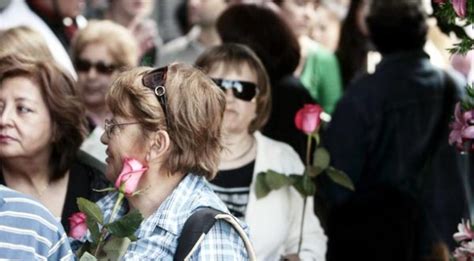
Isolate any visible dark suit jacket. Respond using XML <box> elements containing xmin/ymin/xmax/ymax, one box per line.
<box><xmin>323</xmin><ymin>49</ymin><xmax>469</xmax><ymax>250</ymax></box>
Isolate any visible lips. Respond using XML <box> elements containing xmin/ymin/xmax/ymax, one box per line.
<box><xmin>0</xmin><ymin>134</ymin><xmax>15</xmax><ymax>142</ymax></box>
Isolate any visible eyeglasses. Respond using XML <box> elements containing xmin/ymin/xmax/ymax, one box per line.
<box><xmin>211</xmin><ymin>78</ymin><xmax>258</xmax><ymax>102</ymax></box>
<box><xmin>104</xmin><ymin>119</ymin><xmax>141</xmax><ymax>138</ymax></box>
<box><xmin>142</xmin><ymin>66</ymin><xmax>171</xmax><ymax>128</ymax></box>
<box><xmin>75</xmin><ymin>59</ymin><xmax>117</xmax><ymax>75</ymax></box>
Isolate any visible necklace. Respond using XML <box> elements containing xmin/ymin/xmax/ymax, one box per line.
<box><xmin>223</xmin><ymin>137</ymin><xmax>256</xmax><ymax>162</ymax></box>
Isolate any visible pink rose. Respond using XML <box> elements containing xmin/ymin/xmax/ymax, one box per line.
<box><xmin>433</xmin><ymin>0</ymin><xmax>447</xmax><ymax>3</ymax></box>
<box><xmin>68</xmin><ymin>212</ymin><xmax>87</xmax><ymax>239</ymax></box>
<box><xmin>294</xmin><ymin>104</ymin><xmax>324</xmax><ymax>135</ymax></box>
<box><xmin>115</xmin><ymin>158</ymin><xmax>148</xmax><ymax>196</ymax></box>
<box><xmin>452</xmin><ymin>0</ymin><xmax>467</xmax><ymax>18</ymax></box>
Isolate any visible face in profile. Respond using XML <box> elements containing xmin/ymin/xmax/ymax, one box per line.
<box><xmin>206</xmin><ymin>62</ymin><xmax>258</xmax><ymax>135</ymax></box>
<box><xmin>100</xmin><ymin>115</ymin><xmax>149</xmax><ymax>183</ymax></box>
<box><xmin>76</xmin><ymin>42</ymin><xmax>117</xmax><ymax>111</ymax></box>
<box><xmin>0</xmin><ymin>77</ymin><xmax>53</xmax><ymax>159</ymax></box>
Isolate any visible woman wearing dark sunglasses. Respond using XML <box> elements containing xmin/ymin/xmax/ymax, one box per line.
<box><xmin>72</xmin><ymin>63</ymin><xmax>253</xmax><ymax>259</ymax></box>
<box><xmin>196</xmin><ymin>43</ymin><xmax>327</xmax><ymax>260</ymax></box>
<box><xmin>71</xmin><ymin>20</ymin><xmax>139</xmax><ymax>132</ymax></box>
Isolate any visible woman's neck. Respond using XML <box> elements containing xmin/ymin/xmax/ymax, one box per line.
<box><xmin>126</xmin><ymin>166</ymin><xmax>185</xmax><ymax>218</ymax></box>
<box><xmin>1</xmin><ymin>150</ymin><xmax>61</xmax><ymax>199</ymax></box>
<box><xmin>197</xmin><ymin>26</ymin><xmax>221</xmax><ymax>48</ymax></box>
<box><xmin>220</xmin><ymin>132</ymin><xmax>256</xmax><ymax>170</ymax></box>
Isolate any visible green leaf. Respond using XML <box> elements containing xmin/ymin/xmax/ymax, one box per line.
<box><xmin>466</xmin><ymin>84</ymin><xmax>474</xmax><ymax>98</ymax></box>
<box><xmin>265</xmin><ymin>170</ymin><xmax>291</xmax><ymax>190</ymax></box>
<box><xmin>102</xmin><ymin>236</ymin><xmax>131</xmax><ymax>260</ymax></box>
<box><xmin>302</xmin><ymin>174</ymin><xmax>316</xmax><ymax>196</ymax></box>
<box><xmin>311</xmin><ymin>133</ymin><xmax>320</xmax><ymax>146</ymax></box>
<box><xmin>79</xmin><ymin>251</ymin><xmax>97</xmax><ymax>261</ymax></box>
<box><xmin>105</xmin><ymin>210</ymin><xmax>143</xmax><ymax>238</ymax></box>
<box><xmin>86</xmin><ymin>216</ymin><xmax>100</xmax><ymax>243</ymax></box>
<box><xmin>289</xmin><ymin>174</ymin><xmax>305</xmax><ymax>197</ymax></box>
<box><xmin>77</xmin><ymin>197</ymin><xmax>104</xmax><ymax>224</ymax></box>
<box><xmin>92</xmin><ymin>187</ymin><xmax>116</xmax><ymax>193</ymax></box>
<box><xmin>289</xmin><ymin>174</ymin><xmax>315</xmax><ymax>197</ymax></box>
<box><xmin>326</xmin><ymin>167</ymin><xmax>355</xmax><ymax>191</ymax></box>
<box><xmin>255</xmin><ymin>172</ymin><xmax>271</xmax><ymax>199</ymax></box>
<box><xmin>313</xmin><ymin>147</ymin><xmax>330</xmax><ymax>171</ymax></box>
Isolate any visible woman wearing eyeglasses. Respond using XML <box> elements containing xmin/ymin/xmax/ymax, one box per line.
<box><xmin>74</xmin><ymin>63</ymin><xmax>252</xmax><ymax>259</ymax></box>
<box><xmin>71</xmin><ymin>20</ymin><xmax>139</xmax><ymax>131</ymax></box>
<box><xmin>195</xmin><ymin>43</ymin><xmax>327</xmax><ymax>260</ymax></box>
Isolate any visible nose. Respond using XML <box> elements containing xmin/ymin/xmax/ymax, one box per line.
<box><xmin>86</xmin><ymin>66</ymin><xmax>98</xmax><ymax>79</ymax></box>
<box><xmin>100</xmin><ymin>129</ymin><xmax>109</xmax><ymax>145</ymax></box>
<box><xmin>0</xmin><ymin>104</ymin><xmax>14</xmax><ymax>128</ymax></box>
<box><xmin>224</xmin><ymin>89</ymin><xmax>235</xmax><ymax>103</ymax></box>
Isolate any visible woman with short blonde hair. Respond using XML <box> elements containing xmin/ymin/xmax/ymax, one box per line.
<box><xmin>71</xmin><ymin>20</ymin><xmax>139</xmax><ymax>130</ymax></box>
<box><xmin>73</xmin><ymin>63</ymin><xmax>251</xmax><ymax>259</ymax></box>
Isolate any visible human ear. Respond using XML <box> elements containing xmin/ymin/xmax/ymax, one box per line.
<box><xmin>146</xmin><ymin>130</ymin><xmax>171</xmax><ymax>161</ymax></box>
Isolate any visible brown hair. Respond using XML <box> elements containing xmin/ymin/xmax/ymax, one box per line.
<box><xmin>0</xmin><ymin>55</ymin><xmax>88</xmax><ymax>181</ymax></box>
<box><xmin>0</xmin><ymin>26</ymin><xmax>53</xmax><ymax>60</ymax></box>
<box><xmin>217</xmin><ymin>4</ymin><xmax>300</xmax><ymax>83</ymax></box>
<box><xmin>70</xmin><ymin>20</ymin><xmax>139</xmax><ymax>69</ymax></box>
<box><xmin>106</xmin><ymin>63</ymin><xmax>226</xmax><ymax>179</ymax></box>
<box><xmin>195</xmin><ymin>43</ymin><xmax>272</xmax><ymax>133</ymax></box>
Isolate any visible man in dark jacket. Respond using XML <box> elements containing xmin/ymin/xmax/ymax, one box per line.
<box><xmin>323</xmin><ymin>0</ymin><xmax>468</xmax><ymax>254</ymax></box>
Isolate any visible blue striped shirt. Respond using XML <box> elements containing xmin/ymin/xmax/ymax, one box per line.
<box><xmin>74</xmin><ymin>173</ymin><xmax>250</xmax><ymax>260</ymax></box>
<box><xmin>0</xmin><ymin>185</ymin><xmax>73</xmax><ymax>260</ymax></box>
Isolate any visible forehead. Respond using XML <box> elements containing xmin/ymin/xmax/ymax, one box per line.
<box><xmin>0</xmin><ymin>76</ymin><xmax>43</xmax><ymax>100</ymax></box>
<box><xmin>207</xmin><ymin>62</ymin><xmax>258</xmax><ymax>83</ymax></box>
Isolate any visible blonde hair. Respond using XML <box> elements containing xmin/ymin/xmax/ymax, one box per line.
<box><xmin>106</xmin><ymin>63</ymin><xmax>226</xmax><ymax>179</ymax></box>
<box><xmin>71</xmin><ymin>20</ymin><xmax>139</xmax><ymax>69</ymax></box>
<box><xmin>0</xmin><ymin>26</ymin><xmax>53</xmax><ymax>60</ymax></box>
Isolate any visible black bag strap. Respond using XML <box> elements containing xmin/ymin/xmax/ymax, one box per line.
<box><xmin>174</xmin><ymin>207</ymin><xmax>223</xmax><ymax>261</ymax></box>
<box><xmin>174</xmin><ymin>207</ymin><xmax>257</xmax><ymax>261</ymax></box>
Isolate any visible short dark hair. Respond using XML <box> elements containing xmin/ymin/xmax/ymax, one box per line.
<box><xmin>0</xmin><ymin>55</ymin><xmax>88</xmax><ymax>181</ymax></box>
<box><xmin>195</xmin><ymin>43</ymin><xmax>272</xmax><ymax>134</ymax></box>
<box><xmin>217</xmin><ymin>4</ymin><xmax>300</xmax><ymax>82</ymax></box>
<box><xmin>366</xmin><ymin>0</ymin><xmax>427</xmax><ymax>54</ymax></box>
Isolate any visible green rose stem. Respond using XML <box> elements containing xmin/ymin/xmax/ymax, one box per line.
<box><xmin>94</xmin><ymin>191</ymin><xmax>125</xmax><ymax>256</ymax></box>
<box><xmin>297</xmin><ymin>134</ymin><xmax>313</xmax><ymax>255</ymax></box>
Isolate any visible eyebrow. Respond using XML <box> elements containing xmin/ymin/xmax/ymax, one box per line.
<box><xmin>13</xmin><ymin>97</ymin><xmax>35</xmax><ymax>102</ymax></box>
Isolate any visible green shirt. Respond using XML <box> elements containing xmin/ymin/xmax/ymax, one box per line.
<box><xmin>300</xmin><ymin>42</ymin><xmax>343</xmax><ymax>114</ymax></box>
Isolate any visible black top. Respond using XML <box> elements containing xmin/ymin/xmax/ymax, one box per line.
<box><xmin>210</xmin><ymin>160</ymin><xmax>255</xmax><ymax>218</ymax></box>
<box><xmin>262</xmin><ymin>75</ymin><xmax>315</xmax><ymax>159</ymax></box>
<box><xmin>323</xmin><ymin>50</ymin><xmax>467</xmax><ymax>250</ymax></box>
<box><xmin>0</xmin><ymin>151</ymin><xmax>110</xmax><ymax>233</ymax></box>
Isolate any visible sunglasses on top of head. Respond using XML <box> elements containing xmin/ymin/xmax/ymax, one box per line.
<box><xmin>211</xmin><ymin>78</ymin><xmax>258</xmax><ymax>102</ymax></box>
<box><xmin>75</xmin><ymin>59</ymin><xmax>117</xmax><ymax>75</ymax></box>
<box><xmin>141</xmin><ymin>66</ymin><xmax>171</xmax><ymax>128</ymax></box>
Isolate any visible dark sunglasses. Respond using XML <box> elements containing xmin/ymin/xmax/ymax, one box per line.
<box><xmin>75</xmin><ymin>59</ymin><xmax>117</xmax><ymax>75</ymax></box>
<box><xmin>142</xmin><ymin>66</ymin><xmax>171</xmax><ymax>128</ymax></box>
<box><xmin>211</xmin><ymin>78</ymin><xmax>258</xmax><ymax>102</ymax></box>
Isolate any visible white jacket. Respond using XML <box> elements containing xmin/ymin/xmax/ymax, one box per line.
<box><xmin>246</xmin><ymin>132</ymin><xmax>327</xmax><ymax>260</ymax></box>
<box><xmin>0</xmin><ymin>0</ymin><xmax>77</xmax><ymax>79</ymax></box>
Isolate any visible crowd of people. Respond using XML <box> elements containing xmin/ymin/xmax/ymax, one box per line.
<box><xmin>0</xmin><ymin>0</ymin><xmax>472</xmax><ymax>260</ymax></box>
